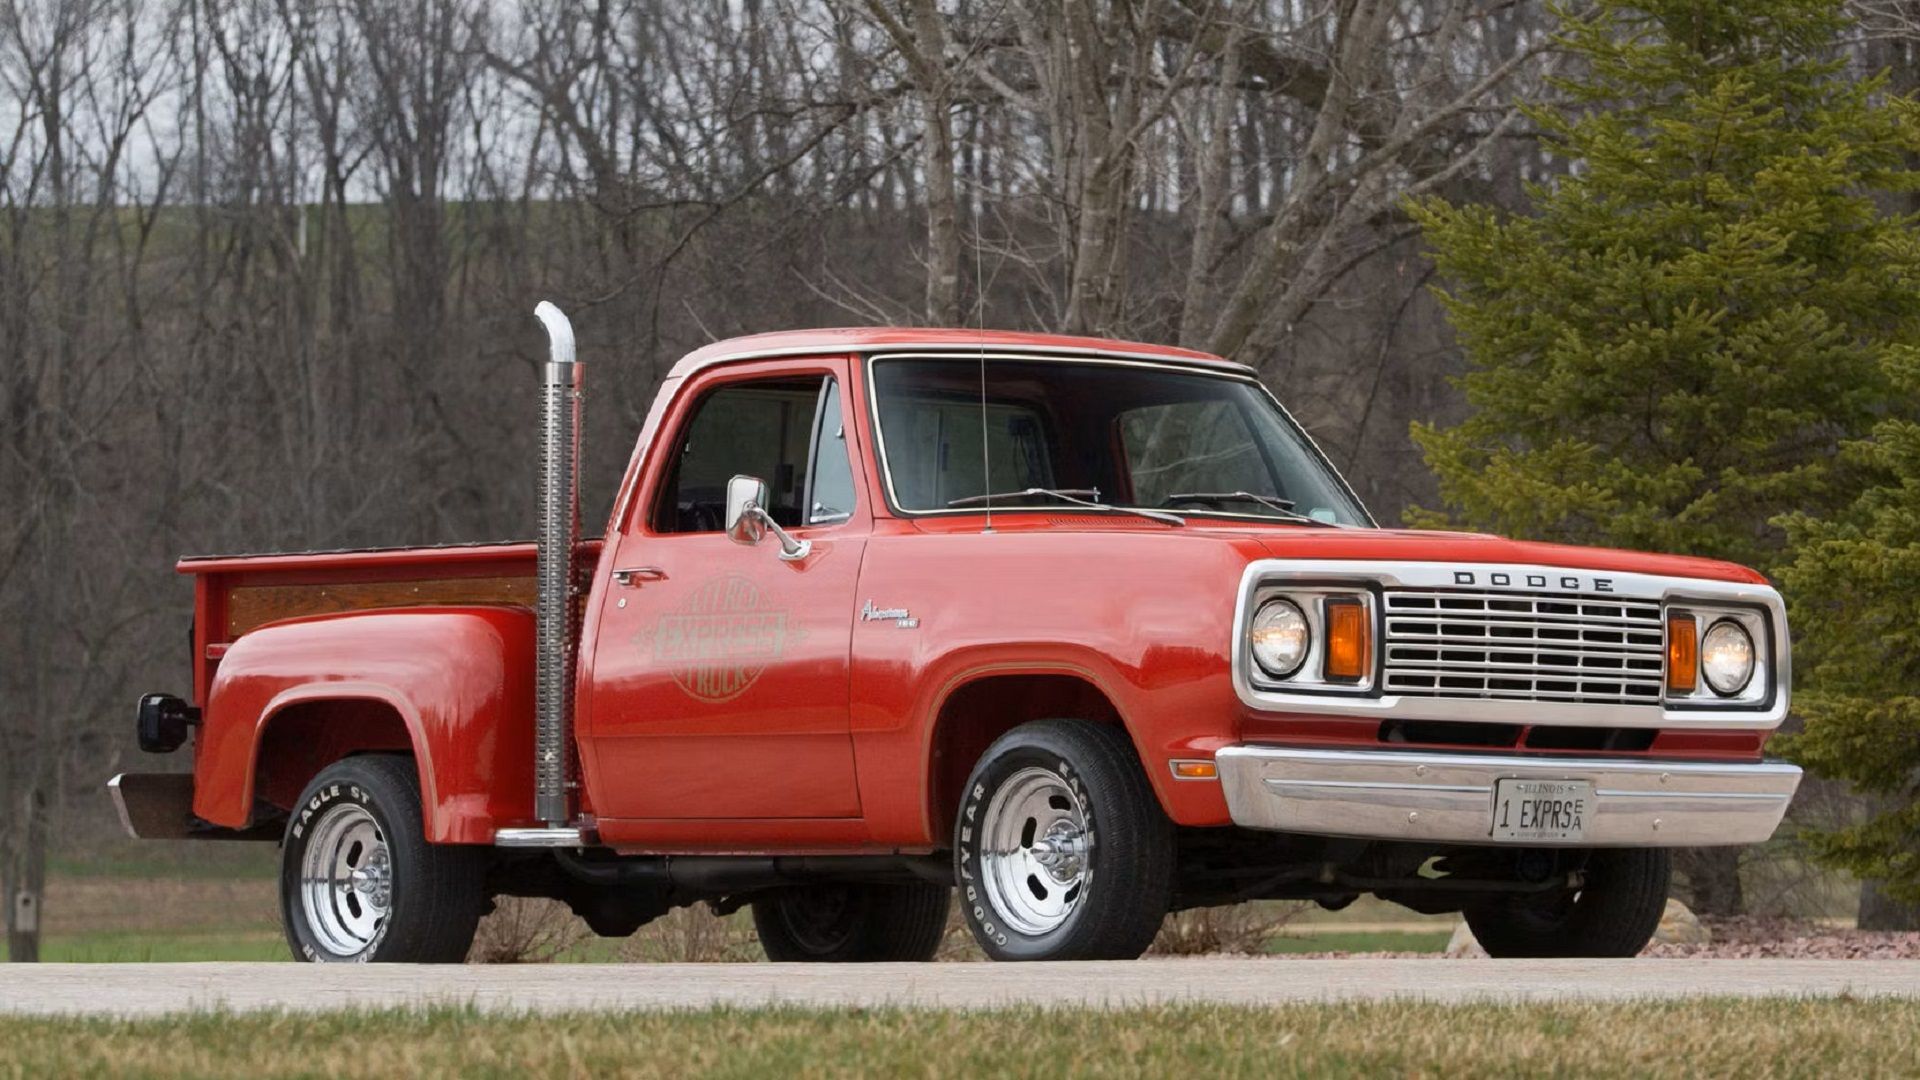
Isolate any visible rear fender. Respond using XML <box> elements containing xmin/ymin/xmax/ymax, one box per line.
<box><xmin>192</xmin><ymin>606</ymin><xmax>536</xmax><ymax>843</ymax></box>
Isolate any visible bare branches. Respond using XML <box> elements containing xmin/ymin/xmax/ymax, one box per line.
<box><xmin>861</xmin><ymin>0</ymin><xmax>962</xmax><ymax>324</ymax></box>
<box><xmin>0</xmin><ymin>0</ymin><xmax>1569</xmax><ymax>894</ymax></box>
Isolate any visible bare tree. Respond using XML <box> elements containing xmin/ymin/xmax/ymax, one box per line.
<box><xmin>862</xmin><ymin>0</ymin><xmax>962</xmax><ymax>324</ymax></box>
<box><xmin>1195</xmin><ymin>0</ymin><xmax>1547</xmax><ymax>366</ymax></box>
<box><xmin>0</xmin><ymin>0</ymin><xmax>182</xmax><ymax>960</ymax></box>
<box><xmin>6</xmin><ymin>0</ymin><xmax>1767</xmax><ymax>955</ymax></box>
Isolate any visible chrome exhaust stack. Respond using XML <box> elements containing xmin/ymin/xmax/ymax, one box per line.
<box><xmin>532</xmin><ymin>301</ymin><xmax>582</xmax><ymax>828</ymax></box>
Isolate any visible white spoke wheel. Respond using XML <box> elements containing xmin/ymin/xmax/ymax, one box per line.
<box><xmin>955</xmin><ymin>719</ymin><xmax>1173</xmax><ymax>961</ymax></box>
<box><xmin>299</xmin><ymin>804</ymin><xmax>393</xmax><ymax>956</ymax></box>
<box><xmin>279</xmin><ymin>755</ymin><xmax>485</xmax><ymax>963</ymax></box>
<box><xmin>980</xmin><ymin>768</ymin><xmax>1092</xmax><ymax>936</ymax></box>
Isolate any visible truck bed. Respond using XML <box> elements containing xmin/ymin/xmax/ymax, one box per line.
<box><xmin>177</xmin><ymin>539</ymin><xmax>601</xmax><ymax>704</ymax></box>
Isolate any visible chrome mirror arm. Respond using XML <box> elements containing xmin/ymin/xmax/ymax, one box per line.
<box><xmin>744</xmin><ymin>503</ymin><xmax>812</xmax><ymax>561</ymax></box>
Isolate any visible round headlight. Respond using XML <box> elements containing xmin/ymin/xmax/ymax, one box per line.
<box><xmin>1250</xmin><ymin>599</ymin><xmax>1310</xmax><ymax>679</ymax></box>
<box><xmin>1700</xmin><ymin>619</ymin><xmax>1755</xmax><ymax>695</ymax></box>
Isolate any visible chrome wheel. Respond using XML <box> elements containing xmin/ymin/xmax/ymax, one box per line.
<box><xmin>980</xmin><ymin>766</ymin><xmax>1092</xmax><ymax>936</ymax></box>
<box><xmin>299</xmin><ymin>803</ymin><xmax>392</xmax><ymax>957</ymax></box>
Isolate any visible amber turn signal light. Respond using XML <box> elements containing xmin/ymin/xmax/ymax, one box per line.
<box><xmin>1667</xmin><ymin>614</ymin><xmax>1698</xmax><ymax>694</ymax></box>
<box><xmin>1324</xmin><ymin>598</ymin><xmax>1371</xmax><ymax>683</ymax></box>
<box><xmin>1170</xmin><ymin>760</ymin><xmax>1217</xmax><ymax>780</ymax></box>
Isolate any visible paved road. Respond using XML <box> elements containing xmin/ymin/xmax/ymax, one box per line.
<box><xmin>2</xmin><ymin>959</ymin><xmax>1915</xmax><ymax>1016</ymax></box>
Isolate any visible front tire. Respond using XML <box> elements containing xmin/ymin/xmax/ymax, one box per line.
<box><xmin>1464</xmin><ymin>848</ymin><xmax>1671</xmax><ymax>958</ymax></box>
<box><xmin>279</xmin><ymin>755</ymin><xmax>486</xmax><ymax>963</ymax></box>
<box><xmin>752</xmin><ymin>882</ymin><xmax>951</xmax><ymax>961</ymax></box>
<box><xmin>955</xmin><ymin>719</ymin><xmax>1174</xmax><ymax>961</ymax></box>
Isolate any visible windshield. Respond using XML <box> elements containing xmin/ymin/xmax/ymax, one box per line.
<box><xmin>869</xmin><ymin>357</ymin><xmax>1371</xmax><ymax>527</ymax></box>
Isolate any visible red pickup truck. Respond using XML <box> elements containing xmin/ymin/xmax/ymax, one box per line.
<box><xmin>111</xmin><ymin>305</ymin><xmax>1801</xmax><ymax>963</ymax></box>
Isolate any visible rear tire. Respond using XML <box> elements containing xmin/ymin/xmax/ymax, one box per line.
<box><xmin>752</xmin><ymin>882</ymin><xmax>951</xmax><ymax>961</ymax></box>
<box><xmin>954</xmin><ymin>719</ymin><xmax>1174</xmax><ymax>961</ymax></box>
<box><xmin>279</xmin><ymin>755</ymin><xmax>486</xmax><ymax>963</ymax></box>
<box><xmin>1464</xmin><ymin>848</ymin><xmax>1671</xmax><ymax>958</ymax></box>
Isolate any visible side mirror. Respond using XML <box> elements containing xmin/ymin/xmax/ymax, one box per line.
<box><xmin>725</xmin><ymin>475</ymin><xmax>769</xmax><ymax>546</ymax></box>
<box><xmin>725</xmin><ymin>475</ymin><xmax>811</xmax><ymax>561</ymax></box>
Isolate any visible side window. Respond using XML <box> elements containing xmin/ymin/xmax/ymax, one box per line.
<box><xmin>804</xmin><ymin>380</ymin><xmax>857</xmax><ymax>524</ymax></box>
<box><xmin>655</xmin><ymin>377</ymin><xmax>824</xmax><ymax>534</ymax></box>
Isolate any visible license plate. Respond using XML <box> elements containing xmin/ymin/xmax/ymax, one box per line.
<box><xmin>1490</xmin><ymin>778</ymin><xmax>1592</xmax><ymax>843</ymax></box>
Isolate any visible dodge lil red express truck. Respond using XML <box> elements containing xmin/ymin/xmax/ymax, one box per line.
<box><xmin>111</xmin><ymin>303</ymin><xmax>1801</xmax><ymax>962</ymax></box>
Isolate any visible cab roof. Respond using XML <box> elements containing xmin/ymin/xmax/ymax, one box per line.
<box><xmin>668</xmin><ymin>327</ymin><xmax>1252</xmax><ymax>380</ymax></box>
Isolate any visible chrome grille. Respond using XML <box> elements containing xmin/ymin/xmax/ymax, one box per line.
<box><xmin>1382</xmin><ymin>589</ymin><xmax>1665</xmax><ymax>705</ymax></box>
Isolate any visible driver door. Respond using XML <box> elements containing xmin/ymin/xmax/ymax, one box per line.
<box><xmin>584</xmin><ymin>361</ymin><xmax>866</xmax><ymax>822</ymax></box>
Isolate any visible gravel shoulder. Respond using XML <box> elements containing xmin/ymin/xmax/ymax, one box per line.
<box><xmin>4</xmin><ymin>958</ymin><xmax>1916</xmax><ymax>1016</ymax></box>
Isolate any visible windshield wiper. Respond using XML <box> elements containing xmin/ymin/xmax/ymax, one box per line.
<box><xmin>1166</xmin><ymin>491</ymin><xmax>1338</xmax><ymax>527</ymax></box>
<box><xmin>948</xmin><ymin>487</ymin><xmax>1185</xmax><ymax>527</ymax></box>
<box><xmin>947</xmin><ymin>487</ymin><xmax>1100</xmax><ymax>507</ymax></box>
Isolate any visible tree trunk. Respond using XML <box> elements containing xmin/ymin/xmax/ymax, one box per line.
<box><xmin>6</xmin><ymin>787</ymin><xmax>47</xmax><ymax>963</ymax></box>
<box><xmin>1177</xmin><ymin>23</ymin><xmax>1243</xmax><ymax>349</ymax></box>
<box><xmin>909</xmin><ymin>0</ymin><xmax>961</xmax><ymax>327</ymax></box>
<box><xmin>1858</xmin><ymin>878</ymin><xmax>1920</xmax><ymax>932</ymax></box>
<box><xmin>862</xmin><ymin>0</ymin><xmax>961</xmax><ymax>326</ymax></box>
<box><xmin>1675</xmin><ymin>847</ymin><xmax>1744</xmax><ymax>917</ymax></box>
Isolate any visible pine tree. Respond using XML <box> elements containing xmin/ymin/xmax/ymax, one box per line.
<box><xmin>1776</xmin><ymin>347</ymin><xmax>1920</xmax><ymax>911</ymax></box>
<box><xmin>1410</xmin><ymin>0</ymin><xmax>1920</xmax><ymax>565</ymax></box>
<box><xmin>1407</xmin><ymin>0</ymin><xmax>1920</xmax><ymax>914</ymax></box>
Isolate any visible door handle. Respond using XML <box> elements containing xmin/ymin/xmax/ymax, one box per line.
<box><xmin>612</xmin><ymin>566</ymin><xmax>666</xmax><ymax>587</ymax></box>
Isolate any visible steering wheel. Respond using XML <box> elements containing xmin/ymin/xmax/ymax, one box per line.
<box><xmin>681</xmin><ymin>501</ymin><xmax>725</xmax><ymax>533</ymax></box>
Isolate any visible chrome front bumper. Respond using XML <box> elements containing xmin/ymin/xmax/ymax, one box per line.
<box><xmin>1215</xmin><ymin>746</ymin><xmax>1802</xmax><ymax>848</ymax></box>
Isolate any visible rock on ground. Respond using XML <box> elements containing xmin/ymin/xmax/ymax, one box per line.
<box><xmin>1445</xmin><ymin>921</ymin><xmax>1487</xmax><ymax>958</ymax></box>
<box><xmin>1655</xmin><ymin>899</ymin><xmax>1711</xmax><ymax>946</ymax></box>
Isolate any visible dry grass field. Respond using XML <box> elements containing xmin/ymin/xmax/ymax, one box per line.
<box><xmin>0</xmin><ymin>999</ymin><xmax>1912</xmax><ymax>1078</ymax></box>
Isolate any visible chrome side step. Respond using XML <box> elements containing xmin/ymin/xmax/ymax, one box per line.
<box><xmin>494</xmin><ymin>826</ymin><xmax>590</xmax><ymax>848</ymax></box>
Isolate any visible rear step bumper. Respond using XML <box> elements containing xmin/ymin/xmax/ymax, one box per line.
<box><xmin>107</xmin><ymin>773</ymin><xmax>278</xmax><ymax>841</ymax></box>
<box><xmin>108</xmin><ymin>773</ymin><xmax>196</xmax><ymax>839</ymax></box>
<box><xmin>1215</xmin><ymin>746</ymin><xmax>1801</xmax><ymax>847</ymax></box>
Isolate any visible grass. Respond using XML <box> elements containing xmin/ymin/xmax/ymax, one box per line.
<box><xmin>40</xmin><ymin>929</ymin><xmax>287</xmax><ymax>963</ymax></box>
<box><xmin>1286</xmin><ymin>895</ymin><xmax>1454</xmax><ymax>926</ymax></box>
<box><xmin>46</xmin><ymin>855</ymin><xmax>278</xmax><ymax>882</ymax></box>
<box><xmin>0</xmin><ymin>1000</ymin><xmax>1911</xmax><ymax>1078</ymax></box>
<box><xmin>50</xmin><ymin>840</ymin><xmax>279</xmax><ymax>881</ymax></box>
<box><xmin>35</xmin><ymin>879</ymin><xmax>1447</xmax><ymax>963</ymax></box>
<box><xmin>39</xmin><ymin>924</ymin><xmax>1448</xmax><ymax>963</ymax></box>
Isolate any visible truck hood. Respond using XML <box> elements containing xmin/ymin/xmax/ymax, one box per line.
<box><xmin>1247</xmin><ymin>526</ymin><xmax>1766</xmax><ymax>585</ymax></box>
<box><xmin>903</xmin><ymin>512</ymin><xmax>1764</xmax><ymax>585</ymax></box>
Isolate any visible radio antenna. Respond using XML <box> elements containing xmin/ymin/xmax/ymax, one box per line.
<box><xmin>978</xmin><ymin>351</ymin><xmax>992</xmax><ymax>533</ymax></box>
<box><xmin>974</xmin><ymin>178</ymin><xmax>992</xmax><ymax>534</ymax></box>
